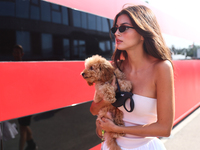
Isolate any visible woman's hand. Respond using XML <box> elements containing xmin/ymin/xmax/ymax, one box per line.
<box><xmin>98</xmin><ymin>117</ymin><xmax>116</xmax><ymax>133</ymax></box>
<box><xmin>96</xmin><ymin>119</ymin><xmax>103</xmax><ymax>138</ymax></box>
<box><xmin>90</xmin><ymin>98</ymin><xmax>111</xmax><ymax>116</ymax></box>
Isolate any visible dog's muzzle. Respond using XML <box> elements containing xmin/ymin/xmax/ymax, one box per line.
<box><xmin>81</xmin><ymin>72</ymin><xmax>85</xmax><ymax>77</ymax></box>
<box><xmin>81</xmin><ymin>72</ymin><xmax>87</xmax><ymax>78</ymax></box>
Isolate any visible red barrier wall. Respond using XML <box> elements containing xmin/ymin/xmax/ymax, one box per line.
<box><xmin>173</xmin><ymin>60</ymin><xmax>200</xmax><ymax>125</ymax></box>
<box><xmin>0</xmin><ymin>60</ymin><xmax>200</xmax><ymax>123</ymax></box>
<box><xmin>0</xmin><ymin>61</ymin><xmax>95</xmax><ymax>121</ymax></box>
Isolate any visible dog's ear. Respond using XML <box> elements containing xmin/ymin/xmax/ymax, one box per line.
<box><xmin>99</xmin><ymin>63</ymin><xmax>114</xmax><ymax>82</ymax></box>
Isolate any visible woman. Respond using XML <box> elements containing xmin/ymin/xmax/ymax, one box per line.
<box><xmin>90</xmin><ymin>5</ymin><xmax>175</xmax><ymax>150</ymax></box>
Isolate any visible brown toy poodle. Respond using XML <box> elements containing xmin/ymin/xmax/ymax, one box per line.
<box><xmin>81</xmin><ymin>55</ymin><xmax>132</xmax><ymax>150</ymax></box>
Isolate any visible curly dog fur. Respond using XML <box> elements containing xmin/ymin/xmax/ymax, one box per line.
<box><xmin>81</xmin><ymin>55</ymin><xmax>132</xmax><ymax>150</ymax></box>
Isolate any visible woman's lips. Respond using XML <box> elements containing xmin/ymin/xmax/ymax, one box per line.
<box><xmin>116</xmin><ymin>39</ymin><xmax>122</xmax><ymax>44</ymax></box>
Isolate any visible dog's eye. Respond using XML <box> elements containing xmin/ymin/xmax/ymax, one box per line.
<box><xmin>90</xmin><ymin>66</ymin><xmax>93</xmax><ymax>70</ymax></box>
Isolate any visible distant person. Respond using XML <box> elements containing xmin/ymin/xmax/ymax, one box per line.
<box><xmin>18</xmin><ymin>116</ymin><xmax>37</xmax><ymax>150</ymax></box>
<box><xmin>12</xmin><ymin>44</ymin><xmax>24</xmax><ymax>61</ymax></box>
<box><xmin>12</xmin><ymin>44</ymin><xmax>37</xmax><ymax>150</ymax></box>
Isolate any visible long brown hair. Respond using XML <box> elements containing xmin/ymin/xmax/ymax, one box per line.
<box><xmin>111</xmin><ymin>5</ymin><xmax>172</xmax><ymax>69</ymax></box>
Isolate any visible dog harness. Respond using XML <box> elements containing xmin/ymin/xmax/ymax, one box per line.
<box><xmin>112</xmin><ymin>74</ymin><xmax>134</xmax><ymax>112</ymax></box>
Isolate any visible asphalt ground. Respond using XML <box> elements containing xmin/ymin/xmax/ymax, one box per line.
<box><xmin>161</xmin><ymin>106</ymin><xmax>200</xmax><ymax>150</ymax></box>
<box><xmin>2</xmin><ymin>104</ymin><xmax>200</xmax><ymax>150</ymax></box>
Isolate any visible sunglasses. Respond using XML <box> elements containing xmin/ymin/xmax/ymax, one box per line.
<box><xmin>111</xmin><ymin>25</ymin><xmax>135</xmax><ymax>34</ymax></box>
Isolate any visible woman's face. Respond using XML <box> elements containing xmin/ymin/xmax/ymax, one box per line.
<box><xmin>114</xmin><ymin>14</ymin><xmax>144</xmax><ymax>51</ymax></box>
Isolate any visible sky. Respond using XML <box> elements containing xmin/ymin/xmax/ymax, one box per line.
<box><xmin>141</xmin><ymin>0</ymin><xmax>200</xmax><ymax>31</ymax></box>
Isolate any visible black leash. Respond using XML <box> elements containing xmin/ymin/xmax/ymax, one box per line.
<box><xmin>112</xmin><ymin>74</ymin><xmax>134</xmax><ymax>112</ymax></box>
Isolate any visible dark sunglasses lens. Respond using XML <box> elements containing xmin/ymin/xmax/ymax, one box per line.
<box><xmin>119</xmin><ymin>26</ymin><xmax>127</xmax><ymax>33</ymax></box>
<box><xmin>111</xmin><ymin>27</ymin><xmax>117</xmax><ymax>34</ymax></box>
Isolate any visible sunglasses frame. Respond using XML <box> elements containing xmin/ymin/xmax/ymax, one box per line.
<box><xmin>111</xmin><ymin>25</ymin><xmax>135</xmax><ymax>34</ymax></box>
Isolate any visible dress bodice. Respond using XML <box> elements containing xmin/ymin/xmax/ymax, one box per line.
<box><xmin>118</xmin><ymin>94</ymin><xmax>157</xmax><ymax>126</ymax></box>
<box><xmin>116</xmin><ymin>94</ymin><xmax>158</xmax><ymax>149</ymax></box>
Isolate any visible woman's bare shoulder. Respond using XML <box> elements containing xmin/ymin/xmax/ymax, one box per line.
<box><xmin>154</xmin><ymin>60</ymin><xmax>173</xmax><ymax>72</ymax></box>
<box><xmin>153</xmin><ymin>60</ymin><xmax>174</xmax><ymax>83</ymax></box>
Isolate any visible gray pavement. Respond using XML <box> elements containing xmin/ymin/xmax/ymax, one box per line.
<box><xmin>2</xmin><ymin>104</ymin><xmax>200</xmax><ymax>150</ymax></box>
<box><xmin>161</xmin><ymin>107</ymin><xmax>200</xmax><ymax>150</ymax></box>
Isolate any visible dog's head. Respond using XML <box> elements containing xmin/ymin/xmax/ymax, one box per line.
<box><xmin>81</xmin><ymin>55</ymin><xmax>114</xmax><ymax>86</ymax></box>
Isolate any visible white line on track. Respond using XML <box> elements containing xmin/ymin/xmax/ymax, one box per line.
<box><xmin>161</xmin><ymin>107</ymin><xmax>200</xmax><ymax>143</ymax></box>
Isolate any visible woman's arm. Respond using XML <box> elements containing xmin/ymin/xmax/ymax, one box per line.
<box><xmin>99</xmin><ymin>60</ymin><xmax>175</xmax><ymax>137</ymax></box>
<box><xmin>90</xmin><ymin>91</ymin><xmax>112</xmax><ymax>115</ymax></box>
<box><xmin>90</xmin><ymin>100</ymin><xmax>109</xmax><ymax>115</ymax></box>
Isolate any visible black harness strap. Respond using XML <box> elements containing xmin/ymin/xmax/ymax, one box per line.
<box><xmin>112</xmin><ymin>74</ymin><xmax>134</xmax><ymax>112</ymax></box>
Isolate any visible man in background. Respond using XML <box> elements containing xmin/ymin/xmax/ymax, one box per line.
<box><xmin>12</xmin><ymin>45</ymin><xmax>24</xmax><ymax>61</ymax></box>
<box><xmin>13</xmin><ymin>45</ymin><xmax>37</xmax><ymax>150</ymax></box>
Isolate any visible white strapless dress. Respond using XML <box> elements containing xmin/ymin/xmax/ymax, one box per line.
<box><xmin>102</xmin><ymin>94</ymin><xmax>166</xmax><ymax>150</ymax></box>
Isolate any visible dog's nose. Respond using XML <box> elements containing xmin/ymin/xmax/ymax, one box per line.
<box><xmin>81</xmin><ymin>72</ymin><xmax>85</xmax><ymax>77</ymax></box>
